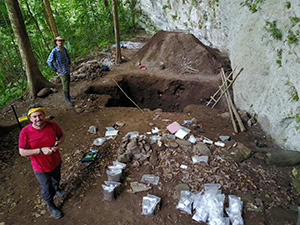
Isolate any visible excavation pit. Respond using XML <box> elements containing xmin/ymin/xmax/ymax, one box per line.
<box><xmin>85</xmin><ymin>74</ymin><xmax>224</xmax><ymax>112</ymax></box>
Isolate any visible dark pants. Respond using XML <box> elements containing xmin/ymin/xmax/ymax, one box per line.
<box><xmin>34</xmin><ymin>163</ymin><xmax>61</xmax><ymax>202</ymax></box>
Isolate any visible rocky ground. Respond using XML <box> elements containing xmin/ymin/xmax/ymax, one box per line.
<box><xmin>0</xmin><ymin>31</ymin><xmax>299</xmax><ymax>225</ymax></box>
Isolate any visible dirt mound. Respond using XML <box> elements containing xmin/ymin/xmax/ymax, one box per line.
<box><xmin>132</xmin><ymin>30</ymin><xmax>229</xmax><ymax>75</ymax></box>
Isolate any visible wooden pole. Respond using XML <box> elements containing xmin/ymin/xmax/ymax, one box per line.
<box><xmin>221</xmin><ymin>69</ymin><xmax>246</xmax><ymax>132</ymax></box>
<box><xmin>206</xmin><ymin>66</ymin><xmax>237</xmax><ymax>107</ymax></box>
<box><xmin>112</xmin><ymin>0</ymin><xmax>121</xmax><ymax>64</ymax></box>
<box><xmin>211</xmin><ymin>68</ymin><xmax>243</xmax><ymax>108</ymax></box>
<box><xmin>220</xmin><ymin>69</ymin><xmax>238</xmax><ymax>133</ymax></box>
<box><xmin>112</xmin><ymin>78</ymin><xmax>144</xmax><ymax>113</ymax></box>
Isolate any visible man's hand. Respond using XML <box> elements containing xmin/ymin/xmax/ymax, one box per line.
<box><xmin>42</xmin><ymin>147</ymin><xmax>54</xmax><ymax>155</ymax></box>
<box><xmin>51</xmin><ymin>146</ymin><xmax>59</xmax><ymax>152</ymax></box>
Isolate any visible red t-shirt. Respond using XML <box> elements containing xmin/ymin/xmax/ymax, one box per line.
<box><xmin>19</xmin><ymin>120</ymin><xmax>62</xmax><ymax>172</ymax></box>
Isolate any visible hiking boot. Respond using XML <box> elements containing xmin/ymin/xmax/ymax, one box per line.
<box><xmin>46</xmin><ymin>200</ymin><xmax>62</xmax><ymax>219</ymax></box>
<box><xmin>56</xmin><ymin>189</ymin><xmax>65</xmax><ymax>198</ymax></box>
<box><xmin>64</xmin><ymin>91</ymin><xmax>74</xmax><ymax>106</ymax></box>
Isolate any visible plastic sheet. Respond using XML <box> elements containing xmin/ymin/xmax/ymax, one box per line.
<box><xmin>205</xmin><ymin>192</ymin><xmax>225</xmax><ymax>221</ymax></box>
<box><xmin>141</xmin><ymin>174</ymin><xmax>160</xmax><ymax>185</ymax></box>
<box><xmin>192</xmin><ymin>192</ymin><xmax>208</xmax><ymax>222</ymax></box>
<box><xmin>177</xmin><ymin>183</ymin><xmax>243</xmax><ymax>225</ymax></box>
<box><xmin>175</xmin><ymin>127</ymin><xmax>191</xmax><ymax>139</ymax></box>
<box><xmin>149</xmin><ymin>135</ymin><xmax>162</xmax><ymax>143</ymax></box>
<box><xmin>192</xmin><ymin>192</ymin><xmax>204</xmax><ymax>210</ymax></box>
<box><xmin>124</xmin><ymin>131</ymin><xmax>139</xmax><ymax>139</ymax></box>
<box><xmin>102</xmin><ymin>181</ymin><xmax>121</xmax><ymax>201</ymax></box>
<box><xmin>108</xmin><ymin>160</ymin><xmax>126</xmax><ymax>171</ymax></box>
<box><xmin>208</xmin><ymin>216</ymin><xmax>230</xmax><ymax>225</ymax></box>
<box><xmin>88</xmin><ymin>125</ymin><xmax>97</xmax><ymax>134</ymax></box>
<box><xmin>192</xmin><ymin>207</ymin><xmax>209</xmax><ymax>223</ymax></box>
<box><xmin>176</xmin><ymin>190</ymin><xmax>194</xmax><ymax>214</ymax></box>
<box><xmin>188</xmin><ymin>135</ymin><xmax>197</xmax><ymax>143</ymax></box>
<box><xmin>192</xmin><ymin>155</ymin><xmax>209</xmax><ymax>164</ymax></box>
<box><xmin>151</xmin><ymin>127</ymin><xmax>160</xmax><ymax>133</ymax></box>
<box><xmin>204</xmin><ymin>183</ymin><xmax>222</xmax><ymax>194</ymax></box>
<box><xmin>93</xmin><ymin>137</ymin><xmax>106</xmax><ymax>146</ymax></box>
<box><xmin>121</xmin><ymin>41</ymin><xmax>145</xmax><ymax>49</ymax></box>
<box><xmin>225</xmin><ymin>195</ymin><xmax>244</xmax><ymax>225</ymax></box>
<box><xmin>112</xmin><ymin>160</ymin><xmax>126</xmax><ymax>170</ymax></box>
<box><xmin>106</xmin><ymin>169</ymin><xmax>122</xmax><ymax>182</ymax></box>
<box><xmin>192</xmin><ymin>184</ymin><xmax>226</xmax><ymax>224</ymax></box>
<box><xmin>141</xmin><ymin>194</ymin><xmax>161</xmax><ymax>216</ymax></box>
<box><xmin>105</xmin><ymin>129</ymin><xmax>119</xmax><ymax>137</ymax></box>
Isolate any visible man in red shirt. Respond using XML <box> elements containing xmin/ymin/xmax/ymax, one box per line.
<box><xmin>19</xmin><ymin>104</ymin><xmax>65</xmax><ymax>219</ymax></box>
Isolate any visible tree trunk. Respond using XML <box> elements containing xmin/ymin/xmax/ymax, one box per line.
<box><xmin>112</xmin><ymin>0</ymin><xmax>121</xmax><ymax>64</ymax></box>
<box><xmin>25</xmin><ymin>0</ymin><xmax>50</xmax><ymax>51</ymax></box>
<box><xmin>4</xmin><ymin>0</ymin><xmax>54</xmax><ymax>98</ymax></box>
<box><xmin>42</xmin><ymin>0</ymin><xmax>58</xmax><ymax>40</ymax></box>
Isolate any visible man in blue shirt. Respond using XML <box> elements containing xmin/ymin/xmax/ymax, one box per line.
<box><xmin>47</xmin><ymin>36</ymin><xmax>74</xmax><ymax>106</ymax></box>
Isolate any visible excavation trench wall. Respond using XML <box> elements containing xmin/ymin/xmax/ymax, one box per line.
<box><xmin>85</xmin><ymin>75</ymin><xmax>224</xmax><ymax>112</ymax></box>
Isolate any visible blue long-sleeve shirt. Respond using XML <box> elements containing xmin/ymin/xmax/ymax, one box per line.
<box><xmin>47</xmin><ymin>46</ymin><xmax>71</xmax><ymax>75</ymax></box>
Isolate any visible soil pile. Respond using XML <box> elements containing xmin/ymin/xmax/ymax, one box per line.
<box><xmin>132</xmin><ymin>30</ymin><xmax>229</xmax><ymax>75</ymax></box>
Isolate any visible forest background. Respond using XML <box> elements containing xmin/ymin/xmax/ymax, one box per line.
<box><xmin>0</xmin><ymin>0</ymin><xmax>140</xmax><ymax>107</ymax></box>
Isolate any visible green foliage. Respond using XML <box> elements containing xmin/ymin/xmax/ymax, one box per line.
<box><xmin>285</xmin><ymin>1</ymin><xmax>291</xmax><ymax>9</ymax></box>
<box><xmin>240</xmin><ymin>0</ymin><xmax>264</xmax><ymax>13</ymax></box>
<box><xmin>263</xmin><ymin>21</ymin><xmax>282</xmax><ymax>41</ymax></box>
<box><xmin>296</xmin><ymin>113</ymin><xmax>300</xmax><ymax>130</ymax></box>
<box><xmin>275</xmin><ymin>59</ymin><xmax>282</xmax><ymax>67</ymax></box>
<box><xmin>289</xmin><ymin>16</ymin><xmax>300</xmax><ymax>26</ymax></box>
<box><xmin>162</xmin><ymin>5</ymin><xmax>169</xmax><ymax>10</ymax></box>
<box><xmin>276</xmin><ymin>49</ymin><xmax>282</xmax><ymax>68</ymax></box>
<box><xmin>287</xmin><ymin>31</ymin><xmax>298</xmax><ymax>44</ymax></box>
<box><xmin>192</xmin><ymin>0</ymin><xmax>202</xmax><ymax>6</ymax></box>
<box><xmin>285</xmin><ymin>80</ymin><xmax>299</xmax><ymax>102</ymax></box>
<box><xmin>291</xmin><ymin>91</ymin><xmax>299</xmax><ymax>101</ymax></box>
<box><xmin>0</xmin><ymin>80</ymin><xmax>25</xmax><ymax>108</ymax></box>
<box><xmin>296</xmin><ymin>113</ymin><xmax>300</xmax><ymax>123</ymax></box>
<box><xmin>171</xmin><ymin>13</ymin><xmax>178</xmax><ymax>20</ymax></box>
<box><xmin>0</xmin><ymin>0</ymin><xmax>141</xmax><ymax>107</ymax></box>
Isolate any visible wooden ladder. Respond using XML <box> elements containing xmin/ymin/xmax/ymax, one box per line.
<box><xmin>206</xmin><ymin>67</ymin><xmax>244</xmax><ymax>108</ymax></box>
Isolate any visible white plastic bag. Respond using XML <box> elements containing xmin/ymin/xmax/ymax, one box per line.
<box><xmin>176</xmin><ymin>190</ymin><xmax>194</xmax><ymax>214</ymax></box>
<box><xmin>93</xmin><ymin>137</ymin><xmax>106</xmax><ymax>146</ymax></box>
<box><xmin>141</xmin><ymin>194</ymin><xmax>161</xmax><ymax>216</ymax></box>
<box><xmin>225</xmin><ymin>195</ymin><xmax>244</xmax><ymax>225</ymax></box>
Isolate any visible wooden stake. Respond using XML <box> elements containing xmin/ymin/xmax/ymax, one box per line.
<box><xmin>220</xmin><ymin>69</ymin><xmax>238</xmax><ymax>134</ymax></box>
<box><xmin>112</xmin><ymin>78</ymin><xmax>144</xmax><ymax>113</ymax></box>
<box><xmin>221</xmin><ymin>68</ymin><xmax>246</xmax><ymax>132</ymax></box>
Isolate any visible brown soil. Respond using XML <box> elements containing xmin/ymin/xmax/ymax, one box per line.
<box><xmin>0</xmin><ymin>31</ymin><xmax>298</xmax><ymax>225</ymax></box>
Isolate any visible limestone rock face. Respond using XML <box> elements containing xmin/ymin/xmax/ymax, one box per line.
<box><xmin>136</xmin><ymin>0</ymin><xmax>300</xmax><ymax>151</ymax></box>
